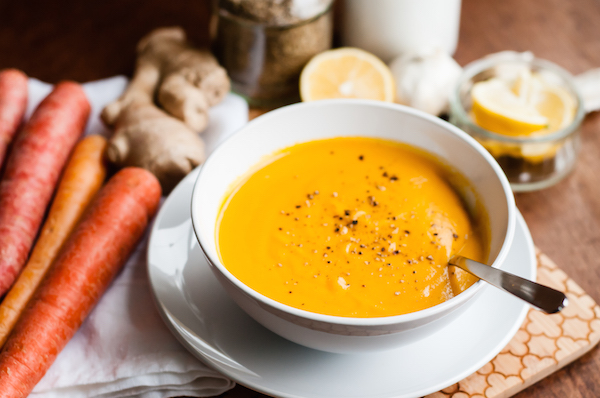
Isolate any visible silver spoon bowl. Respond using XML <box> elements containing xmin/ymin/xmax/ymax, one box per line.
<box><xmin>450</xmin><ymin>256</ymin><xmax>568</xmax><ymax>314</ymax></box>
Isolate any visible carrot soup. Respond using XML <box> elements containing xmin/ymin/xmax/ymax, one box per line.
<box><xmin>216</xmin><ymin>137</ymin><xmax>487</xmax><ymax>317</ymax></box>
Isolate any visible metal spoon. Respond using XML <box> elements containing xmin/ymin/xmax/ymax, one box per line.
<box><xmin>449</xmin><ymin>256</ymin><xmax>568</xmax><ymax>314</ymax></box>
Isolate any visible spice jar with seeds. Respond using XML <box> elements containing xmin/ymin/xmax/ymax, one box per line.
<box><xmin>211</xmin><ymin>0</ymin><xmax>334</xmax><ymax>107</ymax></box>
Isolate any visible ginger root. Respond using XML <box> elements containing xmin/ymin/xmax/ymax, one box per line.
<box><xmin>102</xmin><ymin>27</ymin><xmax>230</xmax><ymax>192</ymax></box>
<box><xmin>106</xmin><ymin>103</ymin><xmax>205</xmax><ymax>193</ymax></box>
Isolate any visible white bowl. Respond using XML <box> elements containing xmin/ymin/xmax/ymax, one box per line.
<box><xmin>191</xmin><ymin>100</ymin><xmax>516</xmax><ymax>354</ymax></box>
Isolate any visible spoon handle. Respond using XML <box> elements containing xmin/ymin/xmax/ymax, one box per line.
<box><xmin>449</xmin><ymin>256</ymin><xmax>568</xmax><ymax>314</ymax></box>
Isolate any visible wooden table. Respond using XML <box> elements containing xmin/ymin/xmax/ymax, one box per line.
<box><xmin>1</xmin><ymin>0</ymin><xmax>599</xmax><ymax>397</ymax></box>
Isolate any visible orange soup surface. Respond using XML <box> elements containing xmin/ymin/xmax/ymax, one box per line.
<box><xmin>217</xmin><ymin>137</ymin><xmax>488</xmax><ymax>317</ymax></box>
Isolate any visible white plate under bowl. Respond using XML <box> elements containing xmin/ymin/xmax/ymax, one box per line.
<box><xmin>148</xmin><ymin>167</ymin><xmax>536</xmax><ymax>398</ymax></box>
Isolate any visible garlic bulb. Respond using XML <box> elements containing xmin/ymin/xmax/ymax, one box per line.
<box><xmin>389</xmin><ymin>48</ymin><xmax>462</xmax><ymax>116</ymax></box>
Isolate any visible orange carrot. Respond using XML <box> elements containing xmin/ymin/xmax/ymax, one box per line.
<box><xmin>0</xmin><ymin>135</ymin><xmax>108</xmax><ymax>348</ymax></box>
<box><xmin>0</xmin><ymin>167</ymin><xmax>161</xmax><ymax>397</ymax></box>
<box><xmin>0</xmin><ymin>81</ymin><xmax>90</xmax><ymax>296</ymax></box>
<box><xmin>0</xmin><ymin>69</ymin><xmax>28</xmax><ymax>169</ymax></box>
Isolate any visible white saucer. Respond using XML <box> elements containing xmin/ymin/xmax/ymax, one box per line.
<box><xmin>147</xmin><ymin>168</ymin><xmax>536</xmax><ymax>398</ymax></box>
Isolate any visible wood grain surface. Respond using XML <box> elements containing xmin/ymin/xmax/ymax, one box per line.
<box><xmin>1</xmin><ymin>0</ymin><xmax>599</xmax><ymax>397</ymax></box>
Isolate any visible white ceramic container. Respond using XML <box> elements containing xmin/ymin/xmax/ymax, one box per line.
<box><xmin>341</xmin><ymin>0</ymin><xmax>462</xmax><ymax>62</ymax></box>
<box><xmin>191</xmin><ymin>100</ymin><xmax>515</xmax><ymax>354</ymax></box>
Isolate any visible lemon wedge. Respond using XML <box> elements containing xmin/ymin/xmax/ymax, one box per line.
<box><xmin>532</xmin><ymin>81</ymin><xmax>576</xmax><ymax>132</ymax></box>
<box><xmin>300</xmin><ymin>48</ymin><xmax>395</xmax><ymax>102</ymax></box>
<box><xmin>471</xmin><ymin>78</ymin><xmax>548</xmax><ymax>136</ymax></box>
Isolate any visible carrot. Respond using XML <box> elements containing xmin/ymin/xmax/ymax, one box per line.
<box><xmin>0</xmin><ymin>81</ymin><xmax>90</xmax><ymax>296</ymax></box>
<box><xmin>0</xmin><ymin>167</ymin><xmax>161</xmax><ymax>397</ymax></box>
<box><xmin>0</xmin><ymin>69</ymin><xmax>28</xmax><ymax>169</ymax></box>
<box><xmin>0</xmin><ymin>135</ymin><xmax>108</xmax><ymax>348</ymax></box>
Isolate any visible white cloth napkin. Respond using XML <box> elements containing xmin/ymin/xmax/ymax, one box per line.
<box><xmin>574</xmin><ymin>68</ymin><xmax>600</xmax><ymax>113</ymax></box>
<box><xmin>24</xmin><ymin>76</ymin><xmax>247</xmax><ymax>398</ymax></box>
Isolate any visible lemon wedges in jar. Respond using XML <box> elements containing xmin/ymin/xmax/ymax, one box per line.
<box><xmin>471</xmin><ymin>70</ymin><xmax>576</xmax><ymax>136</ymax></box>
<box><xmin>471</xmin><ymin>78</ymin><xmax>548</xmax><ymax>136</ymax></box>
<box><xmin>471</xmin><ymin>70</ymin><xmax>577</xmax><ymax>163</ymax></box>
<box><xmin>300</xmin><ymin>47</ymin><xmax>395</xmax><ymax>102</ymax></box>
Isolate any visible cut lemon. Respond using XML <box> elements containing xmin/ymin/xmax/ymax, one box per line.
<box><xmin>472</xmin><ymin>71</ymin><xmax>577</xmax><ymax>163</ymax></box>
<box><xmin>471</xmin><ymin>73</ymin><xmax>576</xmax><ymax>137</ymax></box>
<box><xmin>480</xmin><ymin>138</ymin><xmax>559</xmax><ymax>164</ymax></box>
<box><xmin>300</xmin><ymin>48</ymin><xmax>395</xmax><ymax>102</ymax></box>
<box><xmin>532</xmin><ymin>81</ymin><xmax>576</xmax><ymax>132</ymax></box>
<box><xmin>513</xmin><ymin>71</ymin><xmax>576</xmax><ymax>132</ymax></box>
<box><xmin>471</xmin><ymin>78</ymin><xmax>548</xmax><ymax>136</ymax></box>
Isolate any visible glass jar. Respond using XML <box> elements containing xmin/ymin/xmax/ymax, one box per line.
<box><xmin>449</xmin><ymin>54</ymin><xmax>585</xmax><ymax>192</ymax></box>
<box><xmin>211</xmin><ymin>0</ymin><xmax>334</xmax><ymax>107</ymax></box>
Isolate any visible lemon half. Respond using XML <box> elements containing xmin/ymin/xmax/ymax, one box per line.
<box><xmin>300</xmin><ymin>48</ymin><xmax>395</xmax><ymax>102</ymax></box>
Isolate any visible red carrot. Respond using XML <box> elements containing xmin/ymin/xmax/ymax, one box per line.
<box><xmin>0</xmin><ymin>167</ymin><xmax>162</xmax><ymax>397</ymax></box>
<box><xmin>0</xmin><ymin>69</ymin><xmax>28</xmax><ymax>168</ymax></box>
<box><xmin>0</xmin><ymin>81</ymin><xmax>90</xmax><ymax>296</ymax></box>
<box><xmin>0</xmin><ymin>135</ymin><xmax>108</xmax><ymax>348</ymax></box>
